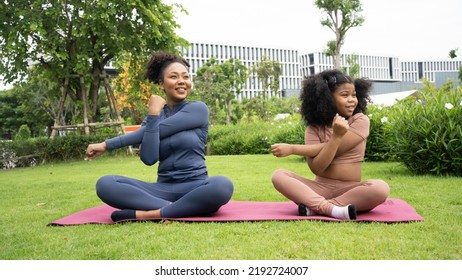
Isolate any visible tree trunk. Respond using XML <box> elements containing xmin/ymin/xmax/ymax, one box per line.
<box><xmin>225</xmin><ymin>100</ymin><xmax>232</xmax><ymax>125</ymax></box>
<box><xmin>334</xmin><ymin>49</ymin><xmax>341</xmax><ymax>69</ymax></box>
<box><xmin>89</xmin><ymin>61</ymin><xmax>103</xmax><ymax>123</ymax></box>
<box><xmin>50</xmin><ymin>78</ymin><xmax>69</xmax><ymax>138</ymax></box>
<box><xmin>79</xmin><ymin>75</ymin><xmax>90</xmax><ymax>135</ymax></box>
<box><xmin>334</xmin><ymin>30</ymin><xmax>342</xmax><ymax>69</ymax></box>
<box><xmin>103</xmin><ymin>74</ymin><xmax>125</xmax><ymax>134</ymax></box>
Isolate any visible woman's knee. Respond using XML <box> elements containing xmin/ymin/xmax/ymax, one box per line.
<box><xmin>208</xmin><ymin>176</ymin><xmax>234</xmax><ymax>203</ymax></box>
<box><xmin>95</xmin><ymin>175</ymin><xmax>115</xmax><ymax>198</ymax></box>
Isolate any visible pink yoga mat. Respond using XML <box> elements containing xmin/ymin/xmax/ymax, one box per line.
<box><xmin>48</xmin><ymin>198</ymin><xmax>424</xmax><ymax>226</ymax></box>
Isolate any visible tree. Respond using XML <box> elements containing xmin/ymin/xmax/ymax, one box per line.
<box><xmin>112</xmin><ymin>53</ymin><xmax>163</xmax><ymax>124</ymax></box>
<box><xmin>193</xmin><ymin>57</ymin><xmax>248</xmax><ymax>124</ymax></box>
<box><xmin>342</xmin><ymin>53</ymin><xmax>360</xmax><ymax>78</ymax></box>
<box><xmin>448</xmin><ymin>48</ymin><xmax>462</xmax><ymax>84</ymax></box>
<box><xmin>0</xmin><ymin>77</ymin><xmax>53</xmax><ymax>139</ymax></box>
<box><xmin>315</xmin><ymin>0</ymin><xmax>365</xmax><ymax>69</ymax></box>
<box><xmin>252</xmin><ymin>55</ymin><xmax>282</xmax><ymax>98</ymax></box>
<box><xmin>0</xmin><ymin>0</ymin><xmax>187</xmax><ymax>135</ymax></box>
<box><xmin>448</xmin><ymin>48</ymin><xmax>459</xmax><ymax>59</ymax></box>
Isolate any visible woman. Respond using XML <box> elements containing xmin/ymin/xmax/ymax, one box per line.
<box><xmin>86</xmin><ymin>51</ymin><xmax>234</xmax><ymax>222</ymax></box>
<box><xmin>271</xmin><ymin>69</ymin><xmax>389</xmax><ymax>220</ymax></box>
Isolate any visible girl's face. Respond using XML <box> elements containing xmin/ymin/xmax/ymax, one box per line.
<box><xmin>159</xmin><ymin>62</ymin><xmax>192</xmax><ymax>105</ymax></box>
<box><xmin>333</xmin><ymin>83</ymin><xmax>357</xmax><ymax>118</ymax></box>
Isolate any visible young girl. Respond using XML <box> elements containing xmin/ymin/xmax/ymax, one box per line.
<box><xmin>271</xmin><ymin>69</ymin><xmax>389</xmax><ymax>220</ymax></box>
<box><xmin>85</xmin><ymin>51</ymin><xmax>234</xmax><ymax>222</ymax></box>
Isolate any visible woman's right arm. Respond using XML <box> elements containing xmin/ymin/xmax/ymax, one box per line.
<box><xmin>139</xmin><ymin>115</ymin><xmax>161</xmax><ymax>166</ymax></box>
<box><xmin>104</xmin><ymin>126</ymin><xmax>145</xmax><ymax>151</ymax></box>
<box><xmin>85</xmin><ymin>126</ymin><xmax>145</xmax><ymax>159</ymax></box>
<box><xmin>138</xmin><ymin>95</ymin><xmax>165</xmax><ymax>166</ymax></box>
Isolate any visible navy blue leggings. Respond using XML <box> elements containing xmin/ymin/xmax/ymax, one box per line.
<box><xmin>96</xmin><ymin>175</ymin><xmax>234</xmax><ymax>218</ymax></box>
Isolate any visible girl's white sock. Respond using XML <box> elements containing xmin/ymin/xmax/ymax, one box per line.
<box><xmin>331</xmin><ymin>204</ymin><xmax>357</xmax><ymax>220</ymax></box>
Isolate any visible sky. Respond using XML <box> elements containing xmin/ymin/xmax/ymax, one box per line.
<box><xmin>163</xmin><ymin>0</ymin><xmax>462</xmax><ymax>60</ymax></box>
<box><xmin>1</xmin><ymin>0</ymin><xmax>461</xmax><ymax>90</ymax></box>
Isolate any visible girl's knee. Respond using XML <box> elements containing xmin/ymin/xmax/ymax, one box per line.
<box><xmin>369</xmin><ymin>180</ymin><xmax>390</xmax><ymax>201</ymax></box>
<box><xmin>271</xmin><ymin>169</ymin><xmax>290</xmax><ymax>189</ymax></box>
<box><xmin>377</xmin><ymin>180</ymin><xmax>390</xmax><ymax>197</ymax></box>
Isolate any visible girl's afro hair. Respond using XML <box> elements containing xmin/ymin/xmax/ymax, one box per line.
<box><xmin>299</xmin><ymin>69</ymin><xmax>371</xmax><ymax>126</ymax></box>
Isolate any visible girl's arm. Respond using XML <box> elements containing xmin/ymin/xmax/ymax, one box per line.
<box><xmin>271</xmin><ymin>143</ymin><xmax>326</xmax><ymax>158</ymax></box>
<box><xmin>336</xmin><ymin>114</ymin><xmax>370</xmax><ymax>155</ymax></box>
<box><xmin>272</xmin><ymin>114</ymin><xmax>369</xmax><ymax>159</ymax></box>
<box><xmin>333</xmin><ymin>130</ymin><xmax>365</xmax><ymax>155</ymax></box>
<box><xmin>308</xmin><ymin>114</ymin><xmax>349</xmax><ymax>175</ymax></box>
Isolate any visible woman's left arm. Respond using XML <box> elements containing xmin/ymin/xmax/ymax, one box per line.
<box><xmin>138</xmin><ymin>102</ymin><xmax>209</xmax><ymax>166</ymax></box>
<box><xmin>159</xmin><ymin>102</ymin><xmax>209</xmax><ymax>139</ymax></box>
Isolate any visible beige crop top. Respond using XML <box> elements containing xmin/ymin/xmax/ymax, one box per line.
<box><xmin>305</xmin><ymin>113</ymin><xmax>370</xmax><ymax>164</ymax></box>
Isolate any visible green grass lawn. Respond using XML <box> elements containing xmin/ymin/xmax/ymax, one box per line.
<box><xmin>1</xmin><ymin>154</ymin><xmax>461</xmax><ymax>260</ymax></box>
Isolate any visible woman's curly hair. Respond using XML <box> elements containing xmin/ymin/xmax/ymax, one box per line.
<box><xmin>143</xmin><ymin>51</ymin><xmax>190</xmax><ymax>85</ymax></box>
<box><xmin>299</xmin><ymin>69</ymin><xmax>372</xmax><ymax>126</ymax></box>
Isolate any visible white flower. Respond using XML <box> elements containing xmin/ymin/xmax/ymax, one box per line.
<box><xmin>262</xmin><ymin>136</ymin><xmax>268</xmax><ymax>141</ymax></box>
<box><xmin>368</xmin><ymin>114</ymin><xmax>373</xmax><ymax>118</ymax></box>
<box><xmin>460</xmin><ymin>100</ymin><xmax>462</xmax><ymax>106</ymax></box>
<box><xmin>381</xmin><ymin>117</ymin><xmax>388</xmax><ymax>123</ymax></box>
<box><xmin>288</xmin><ymin>121</ymin><xmax>292</xmax><ymax>125</ymax></box>
<box><xmin>445</xmin><ymin>103</ymin><xmax>454</xmax><ymax>110</ymax></box>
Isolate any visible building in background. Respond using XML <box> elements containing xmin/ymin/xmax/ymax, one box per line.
<box><xmin>181</xmin><ymin>42</ymin><xmax>461</xmax><ymax>98</ymax></box>
<box><xmin>103</xmin><ymin>42</ymin><xmax>462</xmax><ymax>99</ymax></box>
<box><xmin>179</xmin><ymin>43</ymin><xmax>301</xmax><ymax>100</ymax></box>
<box><xmin>300</xmin><ymin>52</ymin><xmax>401</xmax><ymax>82</ymax></box>
<box><xmin>301</xmin><ymin>52</ymin><xmax>462</xmax><ymax>95</ymax></box>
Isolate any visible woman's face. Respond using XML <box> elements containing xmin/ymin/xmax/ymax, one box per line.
<box><xmin>333</xmin><ymin>83</ymin><xmax>357</xmax><ymax>118</ymax></box>
<box><xmin>159</xmin><ymin>62</ymin><xmax>192</xmax><ymax>105</ymax></box>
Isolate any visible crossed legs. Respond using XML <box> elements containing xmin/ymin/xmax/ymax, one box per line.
<box><xmin>96</xmin><ymin>175</ymin><xmax>234</xmax><ymax>221</ymax></box>
<box><xmin>271</xmin><ymin>169</ymin><xmax>389</xmax><ymax>219</ymax></box>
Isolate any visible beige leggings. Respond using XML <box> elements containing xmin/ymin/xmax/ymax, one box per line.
<box><xmin>272</xmin><ymin>169</ymin><xmax>390</xmax><ymax>216</ymax></box>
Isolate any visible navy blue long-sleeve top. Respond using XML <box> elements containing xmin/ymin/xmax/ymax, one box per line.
<box><xmin>105</xmin><ymin>101</ymin><xmax>209</xmax><ymax>183</ymax></box>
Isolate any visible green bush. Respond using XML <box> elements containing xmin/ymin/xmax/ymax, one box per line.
<box><xmin>388</xmin><ymin>83</ymin><xmax>462</xmax><ymax>175</ymax></box>
<box><xmin>365</xmin><ymin>105</ymin><xmax>395</xmax><ymax>162</ymax></box>
<box><xmin>208</xmin><ymin>115</ymin><xmax>304</xmax><ymax>155</ymax></box>
<box><xmin>267</xmin><ymin>117</ymin><xmax>305</xmax><ymax>145</ymax></box>
<box><xmin>0</xmin><ymin>140</ymin><xmax>38</xmax><ymax>168</ymax></box>
<box><xmin>14</xmin><ymin>124</ymin><xmax>31</xmax><ymax>141</ymax></box>
<box><xmin>208</xmin><ymin>122</ymin><xmax>272</xmax><ymax>155</ymax></box>
<box><xmin>1</xmin><ymin>133</ymin><xmax>120</xmax><ymax>169</ymax></box>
